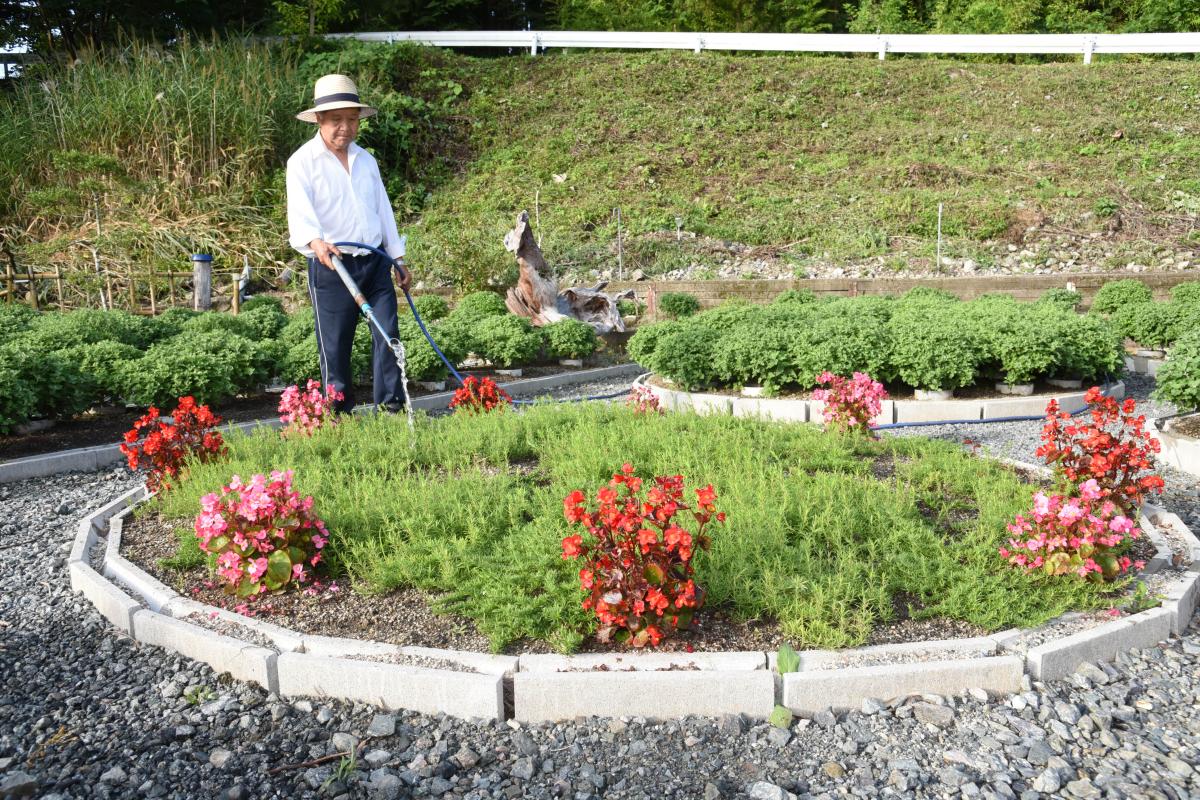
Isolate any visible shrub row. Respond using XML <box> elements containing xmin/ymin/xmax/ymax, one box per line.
<box><xmin>0</xmin><ymin>293</ymin><xmax>601</xmax><ymax>433</ymax></box>
<box><xmin>628</xmin><ymin>289</ymin><xmax>1126</xmax><ymax>393</ymax></box>
<box><xmin>1089</xmin><ymin>279</ymin><xmax>1200</xmax><ymax>349</ymax></box>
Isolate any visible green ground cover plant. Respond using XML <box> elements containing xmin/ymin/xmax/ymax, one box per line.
<box><xmin>152</xmin><ymin>403</ymin><xmax>1115</xmax><ymax>652</ymax></box>
<box><xmin>1153</xmin><ymin>329</ymin><xmax>1200</xmax><ymax>412</ymax></box>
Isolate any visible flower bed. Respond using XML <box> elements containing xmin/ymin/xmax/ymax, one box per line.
<box><xmin>142</xmin><ymin>402</ymin><xmax>1134</xmax><ymax>653</ymax></box>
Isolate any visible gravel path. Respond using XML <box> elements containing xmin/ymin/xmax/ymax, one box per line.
<box><xmin>2</xmin><ymin>374</ymin><xmax>1199</xmax><ymax>800</ymax></box>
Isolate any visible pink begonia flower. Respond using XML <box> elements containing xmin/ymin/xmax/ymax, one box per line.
<box><xmin>292</xmin><ymin>563</ymin><xmax>305</xmax><ymax>579</ymax></box>
<box><xmin>247</xmin><ymin>557</ymin><xmax>269</xmax><ymax>580</ymax></box>
<box><xmin>1033</xmin><ymin>493</ymin><xmax>1051</xmax><ymax>517</ymax></box>
<box><xmin>1079</xmin><ymin>478</ymin><xmax>1103</xmax><ymax>501</ymax></box>
<box><xmin>1057</xmin><ymin>501</ymin><xmax>1085</xmax><ymax>526</ymax></box>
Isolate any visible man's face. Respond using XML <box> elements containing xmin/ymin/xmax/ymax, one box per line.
<box><xmin>317</xmin><ymin>108</ymin><xmax>360</xmax><ymax>153</ymax></box>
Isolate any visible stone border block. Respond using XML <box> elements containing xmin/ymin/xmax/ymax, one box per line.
<box><xmin>68</xmin><ymin>561</ymin><xmax>141</xmax><ymax>634</ymax></box>
<box><xmin>513</xmin><ymin>669</ymin><xmax>774</xmax><ymax>723</ymax></box>
<box><xmin>781</xmin><ymin>656</ymin><xmax>1023</xmax><ymax>714</ymax></box>
<box><xmin>300</xmin><ymin>634</ymin><xmax>516</xmax><ymax>676</ymax></box>
<box><xmin>894</xmin><ymin>399</ymin><xmax>981</xmax><ymax>424</ymax></box>
<box><xmin>982</xmin><ymin>395</ymin><xmax>1053</xmax><ymax>420</ymax></box>
<box><xmin>770</xmin><ymin>635</ymin><xmax>998</xmax><ymax>671</ymax></box>
<box><xmin>103</xmin><ymin>553</ymin><xmax>179</xmax><ymax>612</ymax></box>
<box><xmin>1143</xmin><ymin>504</ymin><xmax>1200</xmax><ymax>567</ymax></box>
<box><xmin>810</xmin><ymin>399</ymin><xmax>895</xmax><ymax>426</ymax></box>
<box><xmin>1150</xmin><ymin>416</ymin><xmax>1200</xmax><ymax>479</ymax></box>
<box><xmin>276</xmin><ymin>651</ymin><xmax>504</xmax><ymax>720</ymax></box>
<box><xmin>519</xmin><ymin>651</ymin><xmax>765</xmax><ymax>673</ymax></box>
<box><xmin>1024</xmin><ymin>607</ymin><xmax>1173</xmax><ymax>681</ymax></box>
<box><xmin>732</xmin><ymin>397</ymin><xmax>808</xmax><ymax>422</ymax></box>
<box><xmin>1161</xmin><ymin>572</ymin><xmax>1200</xmax><ymax>636</ymax></box>
<box><xmin>163</xmin><ymin>597</ymin><xmax>305</xmax><ymax>654</ymax></box>
<box><xmin>135</xmin><ymin>610</ymin><xmax>278</xmax><ymax>693</ymax></box>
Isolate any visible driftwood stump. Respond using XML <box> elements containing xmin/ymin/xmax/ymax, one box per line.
<box><xmin>504</xmin><ymin>211</ymin><xmax>633</xmax><ymax>334</ymax></box>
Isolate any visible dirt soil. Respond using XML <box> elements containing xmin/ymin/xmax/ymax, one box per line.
<box><xmin>1171</xmin><ymin>413</ymin><xmax>1200</xmax><ymax>440</ymax></box>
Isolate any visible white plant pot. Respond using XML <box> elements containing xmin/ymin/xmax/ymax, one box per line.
<box><xmin>741</xmin><ymin>386</ymin><xmax>766</xmax><ymax>398</ymax></box>
<box><xmin>558</xmin><ymin>359</ymin><xmax>584</xmax><ymax>368</ymax></box>
<box><xmin>495</xmin><ymin>368</ymin><xmax>523</xmax><ymax>377</ymax></box>
<box><xmin>1047</xmin><ymin>377</ymin><xmax>1083</xmax><ymax>390</ymax></box>
<box><xmin>1136</xmin><ymin>349</ymin><xmax>1166</xmax><ymax>359</ymax></box>
<box><xmin>995</xmin><ymin>382</ymin><xmax>1035</xmax><ymax>396</ymax></box>
<box><xmin>915</xmin><ymin>388</ymin><xmax>954</xmax><ymax>401</ymax></box>
<box><xmin>416</xmin><ymin>380</ymin><xmax>446</xmax><ymax>392</ymax></box>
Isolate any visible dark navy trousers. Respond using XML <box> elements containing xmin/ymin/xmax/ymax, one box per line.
<box><xmin>307</xmin><ymin>251</ymin><xmax>407</xmax><ymax>413</ymax></box>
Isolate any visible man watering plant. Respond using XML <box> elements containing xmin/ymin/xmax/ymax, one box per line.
<box><xmin>286</xmin><ymin>73</ymin><xmax>412</xmax><ymax>413</ymax></box>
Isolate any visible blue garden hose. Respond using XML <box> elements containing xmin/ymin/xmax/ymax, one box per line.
<box><xmin>330</xmin><ymin>241</ymin><xmax>631</xmax><ymax>406</ymax></box>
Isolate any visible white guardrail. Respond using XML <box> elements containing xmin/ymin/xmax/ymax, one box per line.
<box><xmin>327</xmin><ymin>30</ymin><xmax>1200</xmax><ymax>63</ymax></box>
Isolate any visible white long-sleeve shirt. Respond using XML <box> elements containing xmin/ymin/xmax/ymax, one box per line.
<box><xmin>286</xmin><ymin>132</ymin><xmax>405</xmax><ymax>260</ymax></box>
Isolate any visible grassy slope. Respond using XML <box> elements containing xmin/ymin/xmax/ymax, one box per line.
<box><xmin>412</xmin><ymin>52</ymin><xmax>1200</xmax><ymax>287</ymax></box>
<box><xmin>5</xmin><ymin>45</ymin><xmax>1200</xmax><ymax>293</ymax></box>
<box><xmin>153</xmin><ymin>403</ymin><xmax>1111</xmax><ymax>653</ymax></box>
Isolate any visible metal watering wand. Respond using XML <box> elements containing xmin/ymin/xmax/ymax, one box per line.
<box><xmin>327</xmin><ymin>236</ymin><xmax>415</xmax><ymax>437</ymax></box>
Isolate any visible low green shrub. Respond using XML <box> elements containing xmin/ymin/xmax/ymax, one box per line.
<box><xmin>1048</xmin><ymin>314</ymin><xmax>1123</xmax><ymax>381</ymax></box>
<box><xmin>280</xmin><ymin>307</ymin><xmax>315</xmax><ymax>347</ymax></box>
<box><xmin>690</xmin><ymin>300</ymin><xmax>759</xmax><ymax>333</ymax></box>
<box><xmin>147</xmin><ymin>307</ymin><xmax>200</xmax><ymax>341</ymax></box>
<box><xmin>970</xmin><ymin>305</ymin><xmax>1059</xmax><ymax>385</ymax></box>
<box><xmin>26</xmin><ymin>309</ymin><xmax>157</xmax><ymax>351</ymax></box>
<box><xmin>56</xmin><ymin>340</ymin><xmax>142</xmax><ymax>401</ymax></box>
<box><xmin>124</xmin><ymin>331</ymin><xmax>266</xmax><ymax>407</ymax></box>
<box><xmin>889</xmin><ymin>307</ymin><xmax>978</xmax><ymax>390</ymax></box>
<box><xmin>240</xmin><ymin>295</ymin><xmax>286</xmax><ymax>315</ymax></box>
<box><xmin>617</xmin><ymin>298</ymin><xmax>645</xmax><ymax>317</ymax></box>
<box><xmin>897</xmin><ymin>286</ymin><xmax>958</xmax><ymax>305</ymax></box>
<box><xmin>280</xmin><ymin>339</ymin><xmax>321</xmax><ymax>385</ymax></box>
<box><xmin>0</xmin><ymin>361</ymin><xmax>36</xmax><ymax>433</ymax></box>
<box><xmin>1036</xmin><ymin>287</ymin><xmax>1083</xmax><ymax>311</ymax></box>
<box><xmin>627</xmin><ymin>321</ymin><xmax>682</xmax><ymax>366</ymax></box>
<box><xmin>238</xmin><ymin>305</ymin><xmax>287</xmax><ymax>341</ymax></box>
<box><xmin>1169</xmin><ymin>281</ymin><xmax>1200</xmax><ymax>305</ymax></box>
<box><xmin>658</xmin><ymin>292</ymin><xmax>700</xmax><ymax>319</ymax></box>
<box><xmin>450</xmin><ymin>291</ymin><xmax>509</xmax><ymax>324</ymax></box>
<box><xmin>474</xmin><ymin>314</ymin><xmax>543</xmax><ymax>368</ymax></box>
<box><xmin>0</xmin><ymin>304</ymin><xmax>39</xmax><ymax>339</ymax></box>
<box><xmin>412</xmin><ymin>294</ymin><xmax>450</xmax><ymax>322</ymax></box>
<box><xmin>1123</xmin><ymin>303</ymin><xmax>1178</xmax><ymax>349</ymax></box>
<box><xmin>399</xmin><ymin>319</ymin><xmax>449</xmax><ymax>382</ymax></box>
<box><xmin>1154</xmin><ymin>329</ymin><xmax>1200</xmax><ymax>411</ymax></box>
<box><xmin>1091</xmin><ymin>279</ymin><xmax>1152</xmax><ymax>315</ymax></box>
<box><xmin>772</xmin><ymin>288</ymin><xmax>818</xmax><ymax>306</ymax></box>
<box><xmin>0</xmin><ymin>341</ymin><xmax>91</xmax><ymax>419</ymax></box>
<box><xmin>180</xmin><ymin>311</ymin><xmax>258</xmax><ymax>340</ymax></box>
<box><xmin>650</xmin><ymin>325</ymin><xmax>719</xmax><ymax>390</ymax></box>
<box><xmin>543</xmin><ymin>319</ymin><xmax>599</xmax><ymax>360</ymax></box>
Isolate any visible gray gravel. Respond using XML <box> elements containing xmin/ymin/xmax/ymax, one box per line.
<box><xmin>3</xmin><ymin>373</ymin><xmax>1200</xmax><ymax>800</ymax></box>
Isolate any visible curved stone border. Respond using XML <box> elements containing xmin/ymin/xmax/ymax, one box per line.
<box><xmin>1124</xmin><ymin>354</ymin><xmax>1167</xmax><ymax>376</ymax></box>
<box><xmin>1149</xmin><ymin>415</ymin><xmax>1200</xmax><ymax>478</ymax></box>
<box><xmin>634</xmin><ymin>374</ymin><xmax>1126</xmax><ymax>426</ymax></box>
<box><xmin>64</xmin><ymin>479</ymin><xmax>1200</xmax><ymax>723</ymax></box>
<box><xmin>0</xmin><ymin>363</ymin><xmax>644</xmax><ymax>484</ymax></box>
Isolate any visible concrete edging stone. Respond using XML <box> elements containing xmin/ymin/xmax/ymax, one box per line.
<box><xmin>635</xmin><ymin>374</ymin><xmax>1126</xmax><ymax>427</ymax></box>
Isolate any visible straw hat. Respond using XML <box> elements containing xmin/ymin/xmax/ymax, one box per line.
<box><xmin>296</xmin><ymin>74</ymin><xmax>377</xmax><ymax>123</ymax></box>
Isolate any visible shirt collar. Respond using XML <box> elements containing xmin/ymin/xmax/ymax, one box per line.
<box><xmin>310</xmin><ymin>131</ymin><xmax>362</xmax><ymax>167</ymax></box>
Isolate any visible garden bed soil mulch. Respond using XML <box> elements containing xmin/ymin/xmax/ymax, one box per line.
<box><xmin>1170</xmin><ymin>413</ymin><xmax>1200</xmax><ymax>440</ymax></box>
<box><xmin>0</xmin><ymin>358</ymin><xmax>627</xmax><ymax>463</ymax></box>
<box><xmin>121</xmin><ymin>511</ymin><xmax>990</xmax><ymax>656</ymax></box>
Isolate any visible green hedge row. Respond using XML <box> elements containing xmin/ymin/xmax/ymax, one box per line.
<box><xmin>0</xmin><ymin>293</ymin><xmax>600</xmax><ymax>433</ymax></box>
<box><xmin>1089</xmin><ymin>279</ymin><xmax>1200</xmax><ymax>350</ymax></box>
<box><xmin>628</xmin><ymin>288</ymin><xmax>1127</xmax><ymax>393</ymax></box>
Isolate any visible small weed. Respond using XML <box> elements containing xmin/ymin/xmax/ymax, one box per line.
<box><xmin>184</xmin><ymin>685</ymin><xmax>216</xmax><ymax>706</ymax></box>
<box><xmin>1122</xmin><ymin>581</ymin><xmax>1160</xmax><ymax>614</ymax></box>
<box><xmin>324</xmin><ymin>752</ymin><xmax>357</xmax><ymax>789</ymax></box>
<box><xmin>776</xmin><ymin>643</ymin><xmax>800</xmax><ymax>674</ymax></box>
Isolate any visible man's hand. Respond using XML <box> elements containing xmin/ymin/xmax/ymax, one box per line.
<box><xmin>393</xmin><ymin>258</ymin><xmax>413</xmax><ymax>292</ymax></box>
<box><xmin>309</xmin><ymin>238</ymin><xmax>342</xmax><ymax>270</ymax></box>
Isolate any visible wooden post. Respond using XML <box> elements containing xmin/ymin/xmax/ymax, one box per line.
<box><xmin>128</xmin><ymin>273</ymin><xmax>137</xmax><ymax>312</ymax></box>
<box><xmin>168</xmin><ymin>273</ymin><xmax>176</xmax><ymax>307</ymax></box>
<box><xmin>231</xmin><ymin>273</ymin><xmax>240</xmax><ymax>315</ymax></box>
<box><xmin>191</xmin><ymin>254</ymin><xmax>212</xmax><ymax>311</ymax></box>
<box><xmin>148</xmin><ymin>273</ymin><xmax>157</xmax><ymax>315</ymax></box>
<box><xmin>26</xmin><ymin>263</ymin><xmax>39</xmax><ymax>310</ymax></box>
<box><xmin>54</xmin><ymin>265</ymin><xmax>64</xmax><ymax>309</ymax></box>
<box><xmin>104</xmin><ymin>271</ymin><xmax>113</xmax><ymax>310</ymax></box>
<box><xmin>5</xmin><ymin>260</ymin><xmax>14</xmax><ymax>304</ymax></box>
